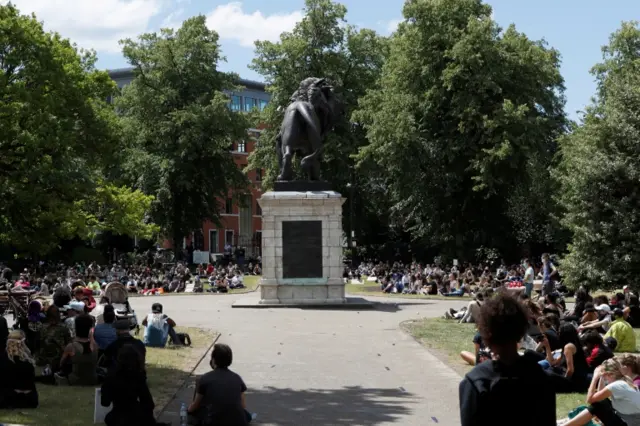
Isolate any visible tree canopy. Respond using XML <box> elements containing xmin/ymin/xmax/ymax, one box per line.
<box><xmin>353</xmin><ymin>0</ymin><xmax>567</xmax><ymax>259</ymax></box>
<box><xmin>0</xmin><ymin>3</ymin><xmax>155</xmax><ymax>254</ymax></box>
<box><xmin>556</xmin><ymin>22</ymin><xmax>640</xmax><ymax>290</ymax></box>
<box><xmin>116</xmin><ymin>16</ymin><xmax>250</xmax><ymax>249</ymax></box>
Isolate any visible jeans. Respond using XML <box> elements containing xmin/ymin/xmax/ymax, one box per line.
<box><xmin>524</xmin><ymin>282</ymin><xmax>533</xmax><ymax>297</ymax></box>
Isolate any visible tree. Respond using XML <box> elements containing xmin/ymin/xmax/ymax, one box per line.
<box><xmin>556</xmin><ymin>22</ymin><xmax>640</xmax><ymax>291</ymax></box>
<box><xmin>353</xmin><ymin>0</ymin><xmax>567</xmax><ymax>260</ymax></box>
<box><xmin>248</xmin><ymin>0</ymin><xmax>389</xmax><ymax>248</ymax></box>
<box><xmin>116</xmin><ymin>16</ymin><xmax>250</xmax><ymax>251</ymax></box>
<box><xmin>0</xmin><ymin>3</ymin><xmax>152</xmax><ymax>254</ymax></box>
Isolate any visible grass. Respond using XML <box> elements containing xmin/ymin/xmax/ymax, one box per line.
<box><xmin>403</xmin><ymin>317</ymin><xmax>640</xmax><ymax>418</ymax></box>
<box><xmin>0</xmin><ymin>327</ymin><xmax>217</xmax><ymax>426</ymax></box>
<box><xmin>345</xmin><ymin>280</ymin><xmax>475</xmax><ymax>301</ymax></box>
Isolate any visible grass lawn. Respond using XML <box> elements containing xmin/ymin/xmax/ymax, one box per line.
<box><xmin>403</xmin><ymin>318</ymin><xmax>640</xmax><ymax>418</ymax></box>
<box><xmin>346</xmin><ymin>280</ymin><xmax>475</xmax><ymax>301</ymax></box>
<box><xmin>0</xmin><ymin>327</ymin><xmax>217</xmax><ymax>426</ymax></box>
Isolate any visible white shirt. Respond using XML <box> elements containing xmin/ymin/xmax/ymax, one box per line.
<box><xmin>524</xmin><ymin>266</ymin><xmax>535</xmax><ymax>284</ymax></box>
<box><xmin>606</xmin><ymin>380</ymin><xmax>640</xmax><ymax>415</ymax></box>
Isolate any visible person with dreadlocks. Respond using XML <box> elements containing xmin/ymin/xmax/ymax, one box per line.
<box><xmin>0</xmin><ymin>330</ymin><xmax>39</xmax><ymax>408</ymax></box>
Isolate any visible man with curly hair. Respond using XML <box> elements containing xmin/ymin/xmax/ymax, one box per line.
<box><xmin>459</xmin><ymin>292</ymin><xmax>556</xmax><ymax>426</ymax></box>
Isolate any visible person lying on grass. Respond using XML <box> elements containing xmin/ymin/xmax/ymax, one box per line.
<box><xmin>560</xmin><ymin>358</ymin><xmax>640</xmax><ymax>426</ymax></box>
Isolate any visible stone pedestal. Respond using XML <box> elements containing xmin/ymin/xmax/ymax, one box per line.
<box><xmin>257</xmin><ymin>191</ymin><xmax>346</xmax><ymax>305</ymax></box>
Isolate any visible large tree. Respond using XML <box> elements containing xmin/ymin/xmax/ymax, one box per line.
<box><xmin>117</xmin><ymin>16</ymin><xmax>250</xmax><ymax>251</ymax></box>
<box><xmin>0</xmin><ymin>3</ymin><xmax>155</xmax><ymax>254</ymax></box>
<box><xmin>248</xmin><ymin>0</ymin><xmax>389</xmax><ymax>248</ymax></box>
<box><xmin>556</xmin><ymin>22</ymin><xmax>640</xmax><ymax>291</ymax></box>
<box><xmin>353</xmin><ymin>0</ymin><xmax>567</xmax><ymax>260</ymax></box>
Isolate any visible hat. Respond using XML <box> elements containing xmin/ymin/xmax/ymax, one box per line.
<box><xmin>623</xmin><ymin>285</ymin><xmax>629</xmax><ymax>292</ymax></box>
<box><xmin>595</xmin><ymin>304</ymin><xmax>611</xmax><ymax>313</ymax></box>
<box><xmin>114</xmin><ymin>319</ymin><xmax>130</xmax><ymax>331</ymax></box>
<box><xmin>151</xmin><ymin>303</ymin><xmax>163</xmax><ymax>314</ymax></box>
<box><xmin>584</xmin><ymin>303</ymin><xmax>596</xmax><ymax>313</ymax></box>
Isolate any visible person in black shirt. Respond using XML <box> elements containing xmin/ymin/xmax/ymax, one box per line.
<box><xmin>459</xmin><ymin>292</ymin><xmax>556</xmax><ymax>426</ymax></box>
<box><xmin>188</xmin><ymin>343</ymin><xmax>253</xmax><ymax>426</ymax></box>
<box><xmin>104</xmin><ymin>320</ymin><xmax>146</xmax><ymax>370</ymax></box>
<box><xmin>101</xmin><ymin>344</ymin><xmax>168</xmax><ymax>426</ymax></box>
<box><xmin>0</xmin><ymin>330</ymin><xmax>38</xmax><ymax>408</ymax></box>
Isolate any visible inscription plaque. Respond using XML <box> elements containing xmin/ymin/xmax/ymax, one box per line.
<box><xmin>282</xmin><ymin>220</ymin><xmax>323</xmax><ymax>279</ymax></box>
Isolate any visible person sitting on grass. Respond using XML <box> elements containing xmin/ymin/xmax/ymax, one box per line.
<box><xmin>56</xmin><ymin>314</ymin><xmax>98</xmax><ymax>386</ymax></box>
<box><xmin>93</xmin><ymin>309</ymin><xmax>118</xmax><ymax>351</ymax></box>
<box><xmin>36</xmin><ymin>305</ymin><xmax>72</xmax><ymax>374</ymax></box>
<box><xmin>623</xmin><ymin>294</ymin><xmax>640</xmax><ymax>328</ymax></box>
<box><xmin>604</xmin><ymin>308</ymin><xmax>637</xmax><ymax>353</ymax></box>
<box><xmin>104</xmin><ymin>320</ymin><xmax>146</xmax><ymax>369</ymax></box>
<box><xmin>460</xmin><ymin>327</ymin><xmax>492</xmax><ymax>366</ymax></box>
<box><xmin>584</xmin><ymin>331</ymin><xmax>614</xmax><ymax>374</ymax></box>
<box><xmin>581</xmin><ymin>303</ymin><xmax>599</xmax><ymax>325</ymax></box>
<box><xmin>539</xmin><ymin>322</ymin><xmax>590</xmax><ymax>392</ymax></box>
<box><xmin>101</xmin><ymin>344</ymin><xmax>169</xmax><ymax>426</ymax></box>
<box><xmin>188</xmin><ymin>343</ymin><xmax>255</xmax><ymax>425</ymax></box>
<box><xmin>560</xmin><ymin>359</ymin><xmax>640</xmax><ymax>426</ymax></box>
<box><xmin>458</xmin><ymin>292</ymin><xmax>556</xmax><ymax>426</ymax></box>
<box><xmin>142</xmin><ymin>303</ymin><xmax>179</xmax><ymax>348</ymax></box>
<box><xmin>618</xmin><ymin>354</ymin><xmax>640</xmax><ymax>389</ymax></box>
<box><xmin>579</xmin><ymin>303</ymin><xmax>613</xmax><ymax>334</ymax></box>
<box><xmin>87</xmin><ymin>275</ymin><xmax>101</xmax><ymax>295</ymax></box>
<box><xmin>0</xmin><ymin>330</ymin><xmax>38</xmax><ymax>409</ymax></box>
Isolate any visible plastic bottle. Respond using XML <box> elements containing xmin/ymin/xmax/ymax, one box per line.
<box><xmin>180</xmin><ymin>402</ymin><xmax>187</xmax><ymax>426</ymax></box>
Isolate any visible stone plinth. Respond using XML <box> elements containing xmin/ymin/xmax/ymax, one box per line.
<box><xmin>257</xmin><ymin>191</ymin><xmax>346</xmax><ymax>305</ymax></box>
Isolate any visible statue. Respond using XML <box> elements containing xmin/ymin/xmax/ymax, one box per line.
<box><xmin>275</xmin><ymin>77</ymin><xmax>338</xmax><ymax>181</ymax></box>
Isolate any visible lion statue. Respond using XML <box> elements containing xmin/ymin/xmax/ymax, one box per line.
<box><xmin>275</xmin><ymin>77</ymin><xmax>339</xmax><ymax>181</ymax></box>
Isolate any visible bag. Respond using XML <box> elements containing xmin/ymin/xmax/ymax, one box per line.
<box><xmin>176</xmin><ymin>333</ymin><xmax>191</xmax><ymax>346</ymax></box>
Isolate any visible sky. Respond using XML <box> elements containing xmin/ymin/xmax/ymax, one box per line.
<box><xmin>5</xmin><ymin>0</ymin><xmax>640</xmax><ymax>119</ymax></box>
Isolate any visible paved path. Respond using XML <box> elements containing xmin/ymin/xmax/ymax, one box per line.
<box><xmin>129</xmin><ymin>294</ymin><xmax>465</xmax><ymax>426</ymax></box>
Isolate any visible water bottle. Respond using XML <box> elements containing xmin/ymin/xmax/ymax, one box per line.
<box><xmin>179</xmin><ymin>402</ymin><xmax>188</xmax><ymax>426</ymax></box>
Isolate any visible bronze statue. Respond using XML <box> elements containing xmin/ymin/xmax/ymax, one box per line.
<box><xmin>275</xmin><ymin>78</ymin><xmax>338</xmax><ymax>181</ymax></box>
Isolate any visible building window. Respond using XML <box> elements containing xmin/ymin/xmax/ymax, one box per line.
<box><xmin>259</xmin><ymin>99</ymin><xmax>268</xmax><ymax>111</ymax></box>
<box><xmin>255</xmin><ymin>169</ymin><xmax>262</xmax><ymax>182</ymax></box>
<box><xmin>256</xmin><ymin>202</ymin><xmax>262</xmax><ymax>216</ymax></box>
<box><xmin>244</xmin><ymin>97</ymin><xmax>258</xmax><ymax>112</ymax></box>
<box><xmin>255</xmin><ymin>230</ymin><xmax>262</xmax><ymax>244</ymax></box>
<box><xmin>194</xmin><ymin>230</ymin><xmax>204</xmax><ymax>251</ymax></box>
<box><xmin>225</xmin><ymin>230</ymin><xmax>234</xmax><ymax>246</ymax></box>
<box><xmin>230</xmin><ymin>95</ymin><xmax>242</xmax><ymax>112</ymax></box>
<box><xmin>237</xmin><ymin>140</ymin><xmax>246</xmax><ymax>153</ymax></box>
<box><xmin>225</xmin><ymin>198</ymin><xmax>233</xmax><ymax>214</ymax></box>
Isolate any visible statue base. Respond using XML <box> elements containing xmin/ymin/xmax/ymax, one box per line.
<box><xmin>255</xmin><ymin>190</ymin><xmax>346</xmax><ymax>305</ymax></box>
<box><xmin>273</xmin><ymin>180</ymin><xmax>332</xmax><ymax>192</ymax></box>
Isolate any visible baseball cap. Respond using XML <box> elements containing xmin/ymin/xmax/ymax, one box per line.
<box><xmin>595</xmin><ymin>304</ymin><xmax>611</xmax><ymax>313</ymax></box>
<box><xmin>151</xmin><ymin>303</ymin><xmax>163</xmax><ymax>314</ymax></box>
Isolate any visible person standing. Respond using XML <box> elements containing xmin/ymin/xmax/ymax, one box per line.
<box><xmin>523</xmin><ymin>259</ymin><xmax>535</xmax><ymax>298</ymax></box>
<box><xmin>541</xmin><ymin>253</ymin><xmax>557</xmax><ymax>296</ymax></box>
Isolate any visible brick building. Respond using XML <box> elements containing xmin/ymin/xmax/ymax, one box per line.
<box><xmin>108</xmin><ymin>68</ymin><xmax>270</xmax><ymax>260</ymax></box>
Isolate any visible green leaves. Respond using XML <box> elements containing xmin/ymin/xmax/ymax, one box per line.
<box><xmin>0</xmin><ymin>3</ymin><xmax>150</xmax><ymax>254</ymax></box>
<box><xmin>556</xmin><ymin>22</ymin><xmax>640</xmax><ymax>290</ymax></box>
<box><xmin>354</xmin><ymin>0</ymin><xmax>567</xmax><ymax>258</ymax></box>
<box><xmin>116</xmin><ymin>16</ymin><xmax>250</xmax><ymax>248</ymax></box>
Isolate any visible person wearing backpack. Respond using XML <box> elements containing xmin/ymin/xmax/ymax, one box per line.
<box><xmin>459</xmin><ymin>292</ymin><xmax>556</xmax><ymax>426</ymax></box>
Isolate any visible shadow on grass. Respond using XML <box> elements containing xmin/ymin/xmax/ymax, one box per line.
<box><xmin>161</xmin><ymin>383</ymin><xmax>418</xmax><ymax>426</ymax></box>
<box><xmin>0</xmin><ymin>364</ymin><xmax>197</xmax><ymax>426</ymax></box>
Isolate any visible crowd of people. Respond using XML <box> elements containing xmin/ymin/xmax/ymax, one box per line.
<box><xmin>1</xmin><ymin>259</ymin><xmax>257</xmax><ymax>297</ymax></box>
<box><xmin>459</xmin><ymin>291</ymin><xmax>640</xmax><ymax>426</ymax></box>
